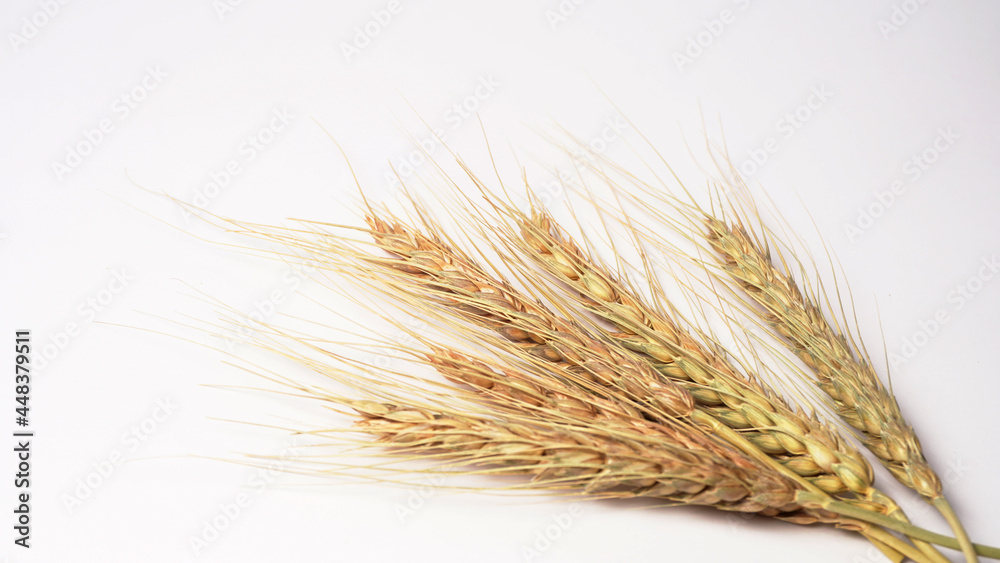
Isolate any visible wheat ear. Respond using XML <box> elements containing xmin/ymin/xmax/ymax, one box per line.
<box><xmin>346</xmin><ymin>398</ymin><xmax>955</xmax><ymax>559</ymax></box>
<box><xmin>703</xmin><ymin>212</ymin><xmax>978</xmax><ymax>563</ymax></box>
<box><xmin>347</xmin><ymin>399</ymin><xmax>808</xmax><ymax>514</ymax></box>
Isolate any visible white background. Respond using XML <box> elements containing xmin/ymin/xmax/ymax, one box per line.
<box><xmin>2</xmin><ymin>1</ymin><xmax>999</xmax><ymax>562</ymax></box>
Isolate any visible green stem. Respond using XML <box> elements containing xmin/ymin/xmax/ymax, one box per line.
<box><xmin>863</xmin><ymin>526</ymin><xmax>935</xmax><ymax>563</ymax></box>
<box><xmin>896</xmin><ymin>512</ymin><xmax>951</xmax><ymax>563</ymax></box>
<box><xmin>933</xmin><ymin>496</ymin><xmax>978</xmax><ymax>563</ymax></box>
<box><xmin>797</xmin><ymin>492</ymin><xmax>1000</xmax><ymax>559</ymax></box>
<box><xmin>861</xmin><ymin>532</ymin><xmax>905</xmax><ymax>563</ymax></box>
<box><xmin>876</xmin><ymin>492</ymin><xmax>950</xmax><ymax>563</ymax></box>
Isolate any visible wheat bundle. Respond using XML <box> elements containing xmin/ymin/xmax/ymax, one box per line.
<box><xmin>175</xmin><ymin>135</ymin><xmax>997</xmax><ymax>562</ymax></box>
